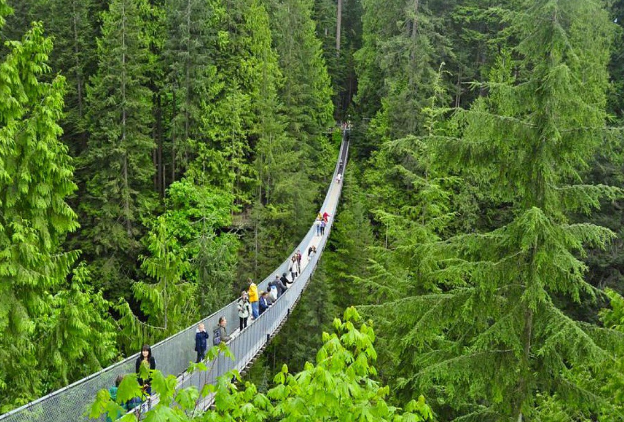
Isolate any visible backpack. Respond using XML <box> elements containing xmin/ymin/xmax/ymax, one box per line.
<box><xmin>270</xmin><ymin>285</ymin><xmax>278</xmax><ymax>301</ymax></box>
<box><xmin>213</xmin><ymin>327</ymin><xmax>221</xmax><ymax>346</ymax></box>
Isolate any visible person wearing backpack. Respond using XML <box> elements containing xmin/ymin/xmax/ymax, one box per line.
<box><xmin>237</xmin><ymin>290</ymin><xmax>252</xmax><ymax>331</ymax></box>
<box><xmin>268</xmin><ymin>280</ymin><xmax>278</xmax><ymax>301</ymax></box>
<box><xmin>106</xmin><ymin>375</ymin><xmax>127</xmax><ymax>422</ymax></box>
<box><xmin>273</xmin><ymin>274</ymin><xmax>287</xmax><ymax>296</ymax></box>
<box><xmin>194</xmin><ymin>323</ymin><xmax>209</xmax><ymax>363</ymax></box>
<box><xmin>248</xmin><ymin>278</ymin><xmax>259</xmax><ymax>319</ymax></box>
<box><xmin>213</xmin><ymin>316</ymin><xmax>231</xmax><ymax>346</ymax></box>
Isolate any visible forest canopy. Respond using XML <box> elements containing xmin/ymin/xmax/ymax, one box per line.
<box><xmin>1</xmin><ymin>0</ymin><xmax>624</xmax><ymax>420</ymax></box>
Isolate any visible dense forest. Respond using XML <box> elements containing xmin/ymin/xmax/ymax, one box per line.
<box><xmin>2</xmin><ymin>0</ymin><xmax>624</xmax><ymax>420</ymax></box>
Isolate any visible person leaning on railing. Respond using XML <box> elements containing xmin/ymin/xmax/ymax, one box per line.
<box><xmin>217</xmin><ymin>316</ymin><xmax>232</xmax><ymax>343</ymax></box>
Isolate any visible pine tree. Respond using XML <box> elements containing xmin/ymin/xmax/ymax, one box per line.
<box><xmin>78</xmin><ymin>0</ymin><xmax>157</xmax><ymax>298</ymax></box>
<box><xmin>133</xmin><ymin>216</ymin><xmax>196</xmax><ymax>337</ymax></box>
<box><xmin>364</xmin><ymin>0</ymin><xmax>624</xmax><ymax>419</ymax></box>
<box><xmin>355</xmin><ymin>0</ymin><xmax>450</xmax><ymax>143</ymax></box>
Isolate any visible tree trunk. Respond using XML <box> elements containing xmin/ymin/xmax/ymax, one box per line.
<box><xmin>121</xmin><ymin>0</ymin><xmax>132</xmax><ymax>237</ymax></box>
<box><xmin>336</xmin><ymin>0</ymin><xmax>342</xmax><ymax>56</ymax></box>
<box><xmin>72</xmin><ymin>0</ymin><xmax>84</xmax><ymax>121</ymax></box>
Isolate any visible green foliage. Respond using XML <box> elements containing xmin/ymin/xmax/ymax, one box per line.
<box><xmin>355</xmin><ymin>0</ymin><xmax>451</xmax><ymax>144</ymax></box>
<box><xmin>78</xmin><ymin>0</ymin><xmax>157</xmax><ymax>298</ymax></box>
<box><xmin>353</xmin><ymin>0</ymin><xmax>624</xmax><ymax>420</ymax></box>
<box><xmin>35</xmin><ymin>0</ymin><xmax>100</xmax><ymax>154</ymax></box>
<box><xmin>0</xmin><ymin>5</ymin><xmax>117</xmax><ymax>410</ymax></box>
<box><xmin>116</xmin><ymin>215</ymin><xmax>196</xmax><ymax>352</ymax></box>
<box><xmin>42</xmin><ymin>264</ymin><xmax>118</xmax><ymax>386</ymax></box>
<box><xmin>91</xmin><ymin>308</ymin><xmax>433</xmax><ymax>421</ymax></box>
<box><xmin>162</xmin><ymin>0</ymin><xmax>223</xmax><ymax>180</ymax></box>
<box><xmin>163</xmin><ymin>180</ymin><xmax>238</xmax><ymax>313</ymax></box>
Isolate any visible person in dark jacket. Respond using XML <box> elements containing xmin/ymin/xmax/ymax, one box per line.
<box><xmin>281</xmin><ymin>272</ymin><xmax>290</xmax><ymax>287</ymax></box>
<box><xmin>135</xmin><ymin>344</ymin><xmax>156</xmax><ymax>396</ymax></box>
<box><xmin>274</xmin><ymin>274</ymin><xmax>287</xmax><ymax>296</ymax></box>
<box><xmin>195</xmin><ymin>323</ymin><xmax>209</xmax><ymax>363</ymax></box>
<box><xmin>259</xmin><ymin>291</ymin><xmax>270</xmax><ymax>315</ymax></box>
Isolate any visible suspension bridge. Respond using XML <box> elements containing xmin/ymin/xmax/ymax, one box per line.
<box><xmin>0</xmin><ymin>133</ymin><xmax>350</xmax><ymax>422</ymax></box>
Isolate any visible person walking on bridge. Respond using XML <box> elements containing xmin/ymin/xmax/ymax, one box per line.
<box><xmin>237</xmin><ymin>290</ymin><xmax>252</xmax><ymax>331</ymax></box>
<box><xmin>248</xmin><ymin>278</ymin><xmax>259</xmax><ymax>319</ymax></box>
<box><xmin>289</xmin><ymin>255</ymin><xmax>299</xmax><ymax>280</ymax></box>
<box><xmin>215</xmin><ymin>317</ymin><xmax>232</xmax><ymax>344</ymax></box>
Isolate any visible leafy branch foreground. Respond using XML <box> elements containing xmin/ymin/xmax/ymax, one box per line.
<box><xmin>90</xmin><ymin>307</ymin><xmax>433</xmax><ymax>421</ymax></box>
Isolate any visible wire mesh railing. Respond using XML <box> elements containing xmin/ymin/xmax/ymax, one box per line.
<box><xmin>0</xmin><ymin>132</ymin><xmax>349</xmax><ymax>422</ymax></box>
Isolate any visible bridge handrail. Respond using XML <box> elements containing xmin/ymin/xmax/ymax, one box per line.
<box><xmin>0</xmin><ymin>132</ymin><xmax>349</xmax><ymax>422</ymax></box>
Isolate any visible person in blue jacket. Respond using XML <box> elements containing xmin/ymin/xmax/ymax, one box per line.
<box><xmin>195</xmin><ymin>323</ymin><xmax>209</xmax><ymax>363</ymax></box>
<box><xmin>259</xmin><ymin>291</ymin><xmax>270</xmax><ymax>315</ymax></box>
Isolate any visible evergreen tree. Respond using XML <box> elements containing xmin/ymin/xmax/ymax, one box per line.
<box><xmin>325</xmin><ymin>171</ymin><xmax>376</xmax><ymax>311</ymax></box>
<box><xmin>162</xmin><ymin>0</ymin><xmax>222</xmax><ymax>182</ymax></box>
<box><xmin>78</xmin><ymin>0</ymin><xmax>157</xmax><ymax>298</ymax></box>
<box><xmin>262</xmin><ymin>0</ymin><xmax>334</xmax><ymax>178</ymax></box>
<box><xmin>133</xmin><ymin>216</ymin><xmax>196</xmax><ymax>339</ymax></box>
<box><xmin>364</xmin><ymin>0</ymin><xmax>624</xmax><ymax>419</ymax></box>
<box><xmin>243</xmin><ymin>0</ymin><xmax>314</xmax><ymax>278</ymax></box>
<box><xmin>0</xmin><ymin>12</ymin><xmax>78</xmax><ymax>409</ymax></box>
<box><xmin>355</xmin><ymin>0</ymin><xmax>450</xmax><ymax>145</ymax></box>
<box><xmin>0</xmin><ymin>6</ymin><xmax>116</xmax><ymax>410</ymax></box>
<box><xmin>35</xmin><ymin>0</ymin><xmax>101</xmax><ymax>155</ymax></box>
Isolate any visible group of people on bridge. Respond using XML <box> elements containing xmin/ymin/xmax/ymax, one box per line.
<box><xmin>107</xmin><ymin>211</ymin><xmax>332</xmax><ymax>421</ymax></box>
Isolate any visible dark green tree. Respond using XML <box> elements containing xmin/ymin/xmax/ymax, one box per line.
<box><xmin>37</xmin><ymin>0</ymin><xmax>101</xmax><ymax>155</ymax></box>
<box><xmin>262</xmin><ymin>0</ymin><xmax>334</xmax><ymax>179</ymax></box>
<box><xmin>162</xmin><ymin>0</ymin><xmax>222</xmax><ymax>182</ymax></box>
<box><xmin>78</xmin><ymin>0</ymin><xmax>157</xmax><ymax>298</ymax></box>
<box><xmin>364</xmin><ymin>0</ymin><xmax>624</xmax><ymax>419</ymax></box>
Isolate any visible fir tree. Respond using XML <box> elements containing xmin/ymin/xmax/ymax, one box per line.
<box><xmin>262</xmin><ymin>0</ymin><xmax>334</xmax><ymax>179</ymax></box>
<box><xmin>162</xmin><ymin>0</ymin><xmax>222</xmax><ymax>181</ymax></box>
<box><xmin>0</xmin><ymin>13</ymin><xmax>79</xmax><ymax>409</ymax></box>
<box><xmin>365</xmin><ymin>0</ymin><xmax>624</xmax><ymax>419</ymax></box>
<box><xmin>35</xmin><ymin>0</ymin><xmax>100</xmax><ymax>155</ymax></box>
<box><xmin>79</xmin><ymin>0</ymin><xmax>157</xmax><ymax>298</ymax></box>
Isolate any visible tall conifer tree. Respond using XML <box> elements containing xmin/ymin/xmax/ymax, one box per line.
<box><xmin>262</xmin><ymin>0</ymin><xmax>334</xmax><ymax>178</ymax></box>
<box><xmin>163</xmin><ymin>0</ymin><xmax>221</xmax><ymax>182</ymax></box>
<box><xmin>79</xmin><ymin>0</ymin><xmax>156</xmax><ymax>297</ymax></box>
<box><xmin>366</xmin><ymin>0</ymin><xmax>624</xmax><ymax>420</ymax></box>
